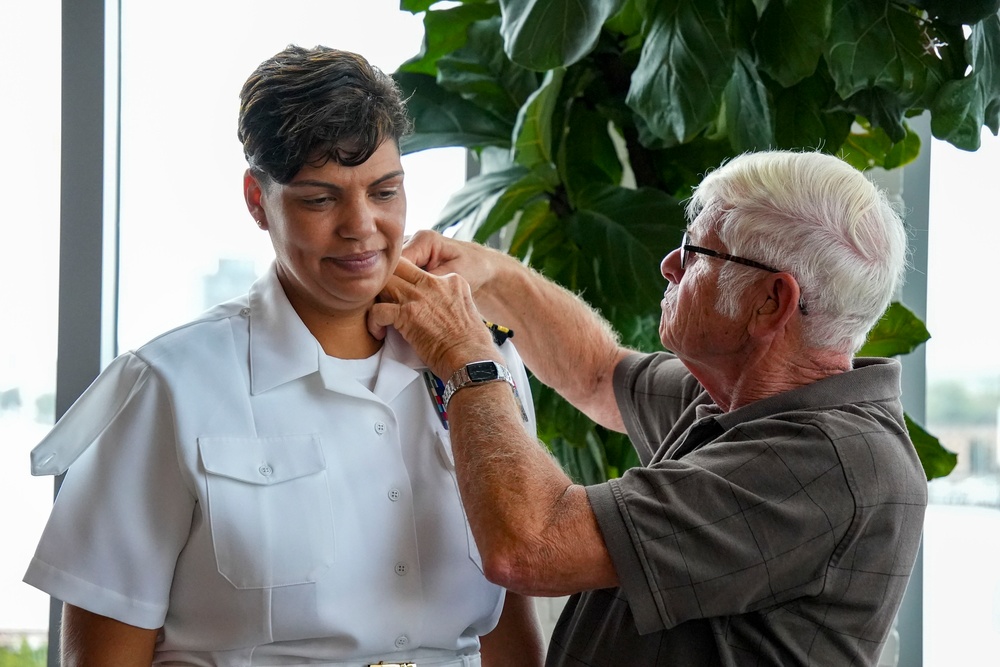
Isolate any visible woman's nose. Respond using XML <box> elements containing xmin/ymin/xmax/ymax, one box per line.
<box><xmin>339</xmin><ymin>199</ymin><xmax>378</xmax><ymax>239</ymax></box>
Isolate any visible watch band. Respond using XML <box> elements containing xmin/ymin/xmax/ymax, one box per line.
<box><xmin>442</xmin><ymin>360</ymin><xmax>516</xmax><ymax>410</ymax></box>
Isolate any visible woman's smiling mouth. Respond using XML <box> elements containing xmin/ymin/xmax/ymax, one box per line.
<box><xmin>326</xmin><ymin>250</ymin><xmax>381</xmax><ymax>272</ymax></box>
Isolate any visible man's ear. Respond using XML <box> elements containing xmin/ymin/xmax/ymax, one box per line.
<box><xmin>243</xmin><ymin>169</ymin><xmax>268</xmax><ymax>230</ymax></box>
<box><xmin>748</xmin><ymin>273</ymin><xmax>801</xmax><ymax>337</ymax></box>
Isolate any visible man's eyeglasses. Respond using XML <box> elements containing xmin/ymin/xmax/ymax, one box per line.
<box><xmin>680</xmin><ymin>231</ymin><xmax>808</xmax><ymax>314</ymax></box>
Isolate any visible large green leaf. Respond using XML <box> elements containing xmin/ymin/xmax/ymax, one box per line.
<box><xmin>648</xmin><ymin>137</ymin><xmax>737</xmax><ymax>196</ymax></box>
<box><xmin>400</xmin><ymin>0</ymin><xmax>437</xmax><ymax>13</ymax></box>
<box><xmin>755</xmin><ymin>0</ymin><xmax>832</xmax><ymax>88</ymax></box>
<box><xmin>605</xmin><ymin>0</ymin><xmax>647</xmax><ymax>37</ymax></box>
<box><xmin>773</xmin><ymin>67</ymin><xmax>854</xmax><ymax>152</ymax></box>
<box><xmin>824</xmin><ymin>0</ymin><xmax>954</xmax><ymax>144</ymax></box>
<box><xmin>858</xmin><ymin>301</ymin><xmax>931</xmax><ymax>358</ymax></box>
<box><xmin>603</xmin><ymin>429</ymin><xmax>642</xmax><ymax>479</ymax></box>
<box><xmin>564</xmin><ymin>185</ymin><xmax>684</xmax><ymax>319</ymax></box>
<box><xmin>900</xmin><ymin>0</ymin><xmax>1000</xmax><ymax>26</ymax></box>
<box><xmin>512</xmin><ymin>68</ymin><xmax>565</xmax><ymax>168</ymax></box>
<box><xmin>498</xmin><ymin>0</ymin><xmax>625</xmax><ymax>70</ymax></box>
<box><xmin>472</xmin><ymin>164</ymin><xmax>559</xmax><ymax>242</ymax></box>
<box><xmin>839</xmin><ymin>118</ymin><xmax>921</xmax><ymax>171</ymax></box>
<box><xmin>394</xmin><ymin>72</ymin><xmax>514</xmax><ymax>153</ymax></box>
<box><xmin>840</xmin><ymin>87</ymin><xmax>910</xmax><ymax>143</ymax></box>
<box><xmin>627</xmin><ymin>0</ymin><xmax>736</xmax><ymax>145</ymax></box>
<box><xmin>548</xmin><ymin>435</ymin><xmax>609</xmax><ymax>485</ymax></box>
<box><xmin>399</xmin><ymin>2</ymin><xmax>501</xmax><ymax>76</ymax></box>
<box><xmin>931</xmin><ymin>15</ymin><xmax>1000</xmax><ymax>150</ymax></box>
<box><xmin>723</xmin><ymin>52</ymin><xmax>775</xmax><ymax>152</ymax></box>
<box><xmin>438</xmin><ymin>17</ymin><xmax>541</xmax><ymax>123</ymax></box>
<box><xmin>825</xmin><ymin>0</ymin><xmax>951</xmax><ymax>111</ymax></box>
<box><xmin>905</xmin><ymin>414</ymin><xmax>958</xmax><ymax>481</ymax></box>
<box><xmin>508</xmin><ymin>198</ymin><xmax>561</xmax><ymax>259</ymax></box>
<box><xmin>433</xmin><ymin>165</ymin><xmax>529</xmax><ymax>231</ymax></box>
<box><xmin>559</xmin><ymin>103</ymin><xmax>625</xmax><ymax>206</ymax></box>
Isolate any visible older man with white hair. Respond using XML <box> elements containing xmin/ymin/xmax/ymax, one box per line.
<box><xmin>370</xmin><ymin>150</ymin><xmax>927</xmax><ymax>666</ymax></box>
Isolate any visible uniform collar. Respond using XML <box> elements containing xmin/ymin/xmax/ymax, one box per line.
<box><xmin>248</xmin><ymin>263</ymin><xmax>422</xmax><ymax>399</ymax></box>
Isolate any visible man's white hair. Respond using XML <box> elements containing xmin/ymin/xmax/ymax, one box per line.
<box><xmin>687</xmin><ymin>150</ymin><xmax>908</xmax><ymax>355</ymax></box>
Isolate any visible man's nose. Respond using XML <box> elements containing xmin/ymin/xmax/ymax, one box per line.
<box><xmin>661</xmin><ymin>247</ymin><xmax>683</xmax><ymax>284</ymax></box>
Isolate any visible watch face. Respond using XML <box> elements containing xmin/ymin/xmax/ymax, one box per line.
<box><xmin>467</xmin><ymin>361</ymin><xmax>500</xmax><ymax>382</ymax></box>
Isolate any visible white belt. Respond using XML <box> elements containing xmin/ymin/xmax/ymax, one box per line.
<box><xmin>366</xmin><ymin>659</ymin><xmax>480</xmax><ymax>667</ymax></box>
<box><xmin>366</xmin><ymin>658</ymin><xmax>479</xmax><ymax>667</ymax></box>
<box><xmin>310</xmin><ymin>655</ymin><xmax>480</xmax><ymax>667</ymax></box>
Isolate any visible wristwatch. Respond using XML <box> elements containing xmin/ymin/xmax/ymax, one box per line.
<box><xmin>442</xmin><ymin>360</ymin><xmax>516</xmax><ymax>410</ymax></box>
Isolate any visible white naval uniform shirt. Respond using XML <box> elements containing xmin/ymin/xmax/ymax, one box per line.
<box><xmin>24</xmin><ymin>263</ymin><xmax>537</xmax><ymax>666</ymax></box>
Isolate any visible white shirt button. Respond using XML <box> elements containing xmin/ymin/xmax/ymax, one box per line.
<box><xmin>394</xmin><ymin>562</ymin><xmax>408</xmax><ymax>576</ymax></box>
<box><xmin>374</xmin><ymin>421</ymin><xmax>387</xmax><ymax>435</ymax></box>
<box><xmin>240</xmin><ymin>307</ymin><xmax>251</xmax><ymax>317</ymax></box>
<box><xmin>388</xmin><ymin>488</ymin><xmax>401</xmax><ymax>502</ymax></box>
<box><xmin>394</xmin><ymin>635</ymin><xmax>409</xmax><ymax>649</ymax></box>
<box><xmin>258</xmin><ymin>464</ymin><xmax>273</xmax><ymax>477</ymax></box>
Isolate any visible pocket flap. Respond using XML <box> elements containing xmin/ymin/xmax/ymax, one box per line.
<box><xmin>433</xmin><ymin>428</ymin><xmax>456</xmax><ymax>471</ymax></box>
<box><xmin>199</xmin><ymin>435</ymin><xmax>325</xmax><ymax>485</ymax></box>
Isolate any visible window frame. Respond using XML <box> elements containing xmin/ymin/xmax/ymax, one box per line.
<box><xmin>48</xmin><ymin>0</ymin><xmax>119</xmax><ymax>663</ymax></box>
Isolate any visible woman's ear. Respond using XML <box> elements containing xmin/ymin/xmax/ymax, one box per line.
<box><xmin>243</xmin><ymin>169</ymin><xmax>268</xmax><ymax>230</ymax></box>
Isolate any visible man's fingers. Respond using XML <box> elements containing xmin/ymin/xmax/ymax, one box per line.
<box><xmin>367</xmin><ymin>302</ymin><xmax>399</xmax><ymax>340</ymax></box>
<box><xmin>401</xmin><ymin>230</ymin><xmax>439</xmax><ymax>269</ymax></box>
<box><xmin>379</xmin><ymin>269</ymin><xmax>422</xmax><ymax>305</ymax></box>
<box><xmin>392</xmin><ymin>256</ymin><xmax>426</xmax><ymax>284</ymax></box>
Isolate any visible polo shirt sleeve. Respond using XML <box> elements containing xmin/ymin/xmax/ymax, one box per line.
<box><xmin>587</xmin><ymin>416</ymin><xmax>854</xmax><ymax>635</ymax></box>
<box><xmin>24</xmin><ymin>352</ymin><xmax>196</xmax><ymax>629</ymax></box>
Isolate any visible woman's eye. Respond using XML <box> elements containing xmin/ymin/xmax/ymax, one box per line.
<box><xmin>304</xmin><ymin>196</ymin><xmax>332</xmax><ymax>205</ymax></box>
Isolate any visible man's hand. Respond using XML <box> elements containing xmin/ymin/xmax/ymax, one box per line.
<box><xmin>370</xmin><ymin>257</ymin><xmax>499</xmax><ymax>380</ymax></box>
<box><xmin>401</xmin><ymin>230</ymin><xmax>503</xmax><ymax>294</ymax></box>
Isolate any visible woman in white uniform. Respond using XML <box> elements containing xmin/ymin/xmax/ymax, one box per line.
<box><xmin>25</xmin><ymin>45</ymin><xmax>544</xmax><ymax>666</ymax></box>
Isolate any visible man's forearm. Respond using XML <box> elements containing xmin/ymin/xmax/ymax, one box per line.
<box><xmin>470</xmin><ymin>252</ymin><xmax>630</xmax><ymax>431</ymax></box>
<box><xmin>448</xmin><ymin>381</ymin><xmax>619</xmax><ymax>596</ymax></box>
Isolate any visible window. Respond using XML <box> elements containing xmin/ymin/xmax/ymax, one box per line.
<box><xmin>0</xmin><ymin>0</ymin><xmax>60</xmax><ymax>660</ymax></box>
<box><xmin>923</xmin><ymin>130</ymin><xmax>1000</xmax><ymax>664</ymax></box>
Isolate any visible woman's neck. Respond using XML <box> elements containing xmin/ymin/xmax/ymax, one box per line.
<box><xmin>297</xmin><ymin>307</ymin><xmax>383</xmax><ymax>359</ymax></box>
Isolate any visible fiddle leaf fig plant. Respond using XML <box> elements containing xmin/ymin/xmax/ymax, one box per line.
<box><xmin>394</xmin><ymin>0</ymin><xmax>992</xmax><ymax>483</ymax></box>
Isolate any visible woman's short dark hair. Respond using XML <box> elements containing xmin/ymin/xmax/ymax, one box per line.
<box><xmin>238</xmin><ymin>45</ymin><xmax>412</xmax><ymax>184</ymax></box>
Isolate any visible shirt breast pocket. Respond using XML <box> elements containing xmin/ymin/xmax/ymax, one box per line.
<box><xmin>433</xmin><ymin>427</ymin><xmax>485</xmax><ymax>573</ymax></box>
<box><xmin>198</xmin><ymin>435</ymin><xmax>335</xmax><ymax>589</ymax></box>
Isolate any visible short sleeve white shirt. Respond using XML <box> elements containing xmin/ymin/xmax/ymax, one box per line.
<box><xmin>24</xmin><ymin>263</ymin><xmax>537</xmax><ymax>665</ymax></box>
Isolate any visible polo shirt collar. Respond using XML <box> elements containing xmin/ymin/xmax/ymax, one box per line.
<box><xmin>248</xmin><ymin>263</ymin><xmax>423</xmax><ymax>400</ymax></box>
<box><xmin>713</xmin><ymin>356</ymin><xmax>903</xmax><ymax>431</ymax></box>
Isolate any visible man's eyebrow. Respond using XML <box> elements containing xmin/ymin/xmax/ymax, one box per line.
<box><xmin>287</xmin><ymin>170</ymin><xmax>405</xmax><ymax>190</ymax></box>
